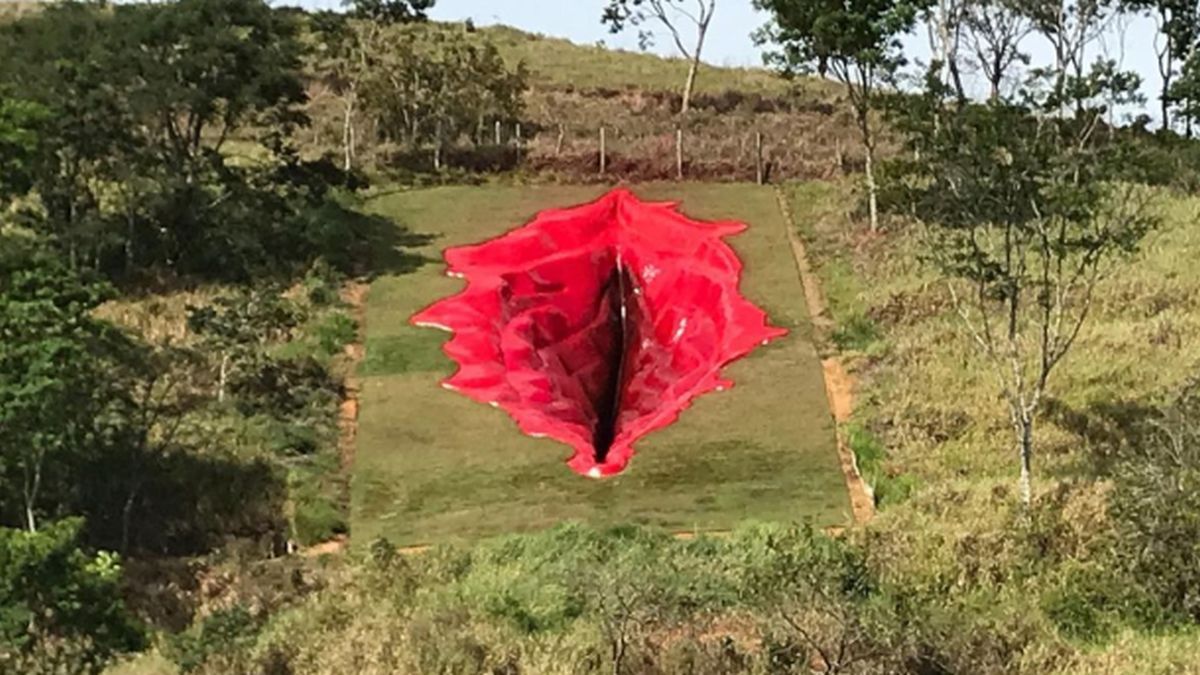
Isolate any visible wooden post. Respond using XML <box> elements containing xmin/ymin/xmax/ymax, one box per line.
<box><xmin>555</xmin><ymin>124</ymin><xmax>565</xmax><ymax>156</ymax></box>
<box><xmin>675</xmin><ymin>127</ymin><xmax>684</xmax><ymax>180</ymax></box>
<box><xmin>599</xmin><ymin>126</ymin><xmax>607</xmax><ymax>175</ymax></box>
<box><xmin>755</xmin><ymin>131</ymin><xmax>764</xmax><ymax>185</ymax></box>
<box><xmin>434</xmin><ymin>119</ymin><xmax>443</xmax><ymax>171</ymax></box>
<box><xmin>494</xmin><ymin>120</ymin><xmax>502</xmax><ymax>145</ymax></box>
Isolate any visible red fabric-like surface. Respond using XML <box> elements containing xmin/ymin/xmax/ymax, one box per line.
<box><xmin>411</xmin><ymin>189</ymin><xmax>787</xmax><ymax>477</ymax></box>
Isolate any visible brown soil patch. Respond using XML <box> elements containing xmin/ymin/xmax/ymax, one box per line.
<box><xmin>301</xmin><ymin>280</ymin><xmax>369</xmax><ymax>558</ymax></box>
<box><xmin>774</xmin><ymin>186</ymin><xmax>875</xmax><ymax>524</ymax></box>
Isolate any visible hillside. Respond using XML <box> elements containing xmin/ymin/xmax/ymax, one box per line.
<box><xmin>5</xmin><ymin>3</ymin><xmax>1200</xmax><ymax>674</ymax></box>
<box><xmin>302</xmin><ymin>22</ymin><xmax>861</xmax><ymax>183</ymax></box>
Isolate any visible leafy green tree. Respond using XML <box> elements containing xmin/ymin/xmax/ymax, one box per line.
<box><xmin>754</xmin><ymin>0</ymin><xmax>924</xmax><ymax>231</ymax></box>
<box><xmin>882</xmin><ymin>67</ymin><xmax>1158</xmax><ymax>505</ymax></box>
<box><xmin>0</xmin><ymin>94</ymin><xmax>48</xmax><ymax>202</ymax></box>
<box><xmin>0</xmin><ymin>237</ymin><xmax>144</xmax><ymax>533</ymax></box>
<box><xmin>0</xmin><ymin>0</ymin><xmax>366</xmax><ymax>282</ymax></box>
<box><xmin>357</xmin><ymin>23</ymin><xmax>527</xmax><ymax>168</ymax></box>
<box><xmin>115</xmin><ymin>0</ymin><xmax>307</xmax><ymax>170</ymax></box>
<box><xmin>346</xmin><ymin>0</ymin><xmax>435</xmax><ymax>23</ymax></box>
<box><xmin>0</xmin><ymin>518</ymin><xmax>144</xmax><ymax>673</ymax></box>
<box><xmin>601</xmin><ymin>0</ymin><xmax>717</xmax><ymax>114</ymax></box>
<box><xmin>1122</xmin><ymin>0</ymin><xmax>1200</xmax><ymax>130</ymax></box>
<box><xmin>187</xmin><ymin>288</ymin><xmax>305</xmax><ymax>403</ymax></box>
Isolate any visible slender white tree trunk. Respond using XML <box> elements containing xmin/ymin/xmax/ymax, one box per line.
<box><xmin>218</xmin><ymin>352</ymin><xmax>229</xmax><ymax>403</ymax></box>
<box><xmin>1018</xmin><ymin>417</ymin><xmax>1033</xmax><ymax>506</ymax></box>
<box><xmin>681</xmin><ymin>53</ymin><xmax>700</xmax><ymax>114</ymax></box>
<box><xmin>864</xmin><ymin>142</ymin><xmax>880</xmax><ymax>232</ymax></box>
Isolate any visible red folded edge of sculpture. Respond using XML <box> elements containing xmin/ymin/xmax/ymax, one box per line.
<box><xmin>411</xmin><ymin>188</ymin><xmax>787</xmax><ymax>478</ymax></box>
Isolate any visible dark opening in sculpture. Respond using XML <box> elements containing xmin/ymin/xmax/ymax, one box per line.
<box><xmin>412</xmin><ymin>189</ymin><xmax>786</xmax><ymax>477</ymax></box>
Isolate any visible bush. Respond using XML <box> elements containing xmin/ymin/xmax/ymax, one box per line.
<box><xmin>165</xmin><ymin>605</ymin><xmax>260</xmax><ymax>674</ymax></box>
<box><xmin>846</xmin><ymin>422</ymin><xmax>914</xmax><ymax>507</ymax></box>
<box><xmin>230</xmin><ymin>355</ymin><xmax>340</xmax><ymax>422</ymax></box>
<box><xmin>0</xmin><ymin>520</ymin><xmax>145</xmax><ymax>673</ymax></box>
<box><xmin>1109</xmin><ymin>379</ymin><xmax>1200</xmax><ymax>624</ymax></box>
<box><xmin>313</xmin><ymin>311</ymin><xmax>357</xmax><ymax>357</ymax></box>
<box><xmin>832</xmin><ymin>313</ymin><xmax>882</xmax><ymax>352</ymax></box>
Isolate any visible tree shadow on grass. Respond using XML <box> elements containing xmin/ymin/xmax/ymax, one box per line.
<box><xmin>1043</xmin><ymin>396</ymin><xmax>1165</xmax><ymax>475</ymax></box>
<box><xmin>81</xmin><ymin>448</ymin><xmax>288</xmax><ymax>559</ymax></box>
<box><xmin>325</xmin><ymin>201</ymin><xmax>440</xmax><ymax>278</ymax></box>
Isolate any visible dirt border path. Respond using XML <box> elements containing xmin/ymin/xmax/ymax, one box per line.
<box><xmin>301</xmin><ymin>280</ymin><xmax>369</xmax><ymax>558</ymax></box>
<box><xmin>773</xmin><ymin>186</ymin><xmax>875</xmax><ymax>524</ymax></box>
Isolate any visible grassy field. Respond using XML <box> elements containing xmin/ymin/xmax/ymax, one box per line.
<box><xmin>350</xmin><ymin>183</ymin><xmax>849</xmax><ymax>545</ymax></box>
<box><xmin>785</xmin><ymin>182</ymin><xmax>1200</xmax><ymax>670</ymax></box>
<box><xmin>788</xmin><ymin>182</ymin><xmax>1200</xmax><ymax>498</ymax></box>
<box><xmin>481</xmin><ymin>25</ymin><xmax>802</xmax><ymax>97</ymax></box>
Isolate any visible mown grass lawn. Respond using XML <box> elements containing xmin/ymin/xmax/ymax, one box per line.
<box><xmin>351</xmin><ymin>183</ymin><xmax>849</xmax><ymax>545</ymax></box>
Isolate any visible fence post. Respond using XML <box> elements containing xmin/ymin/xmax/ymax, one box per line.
<box><xmin>494</xmin><ymin>120</ymin><xmax>502</xmax><ymax>145</ymax></box>
<box><xmin>555</xmin><ymin>124</ymin><xmax>565</xmax><ymax>156</ymax></box>
<box><xmin>675</xmin><ymin>127</ymin><xmax>684</xmax><ymax>180</ymax></box>
<box><xmin>599</xmin><ymin>126</ymin><xmax>607</xmax><ymax>175</ymax></box>
<box><xmin>515</xmin><ymin>123</ymin><xmax>523</xmax><ymax>162</ymax></box>
<box><xmin>755</xmin><ymin>131</ymin><xmax>765</xmax><ymax>185</ymax></box>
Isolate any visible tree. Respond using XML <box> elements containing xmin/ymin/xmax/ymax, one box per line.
<box><xmin>346</xmin><ymin>0</ymin><xmax>435</xmax><ymax>23</ymax></box>
<box><xmin>962</xmin><ymin>0</ymin><xmax>1033</xmax><ymax>100</ymax></box>
<box><xmin>186</xmin><ymin>287</ymin><xmax>305</xmax><ymax>403</ymax></box>
<box><xmin>602</xmin><ymin>0</ymin><xmax>717</xmax><ymax>115</ymax></box>
<box><xmin>0</xmin><ymin>519</ymin><xmax>144</xmax><ymax>673</ymax></box>
<box><xmin>0</xmin><ymin>0</ymin><xmax>365</xmax><ymax>282</ymax></box>
<box><xmin>0</xmin><ymin>94</ymin><xmax>48</xmax><ymax>202</ymax></box>
<box><xmin>0</xmin><ymin>237</ymin><xmax>144</xmax><ymax>533</ymax></box>
<box><xmin>755</xmin><ymin>0</ymin><xmax>923</xmax><ymax>232</ymax></box>
<box><xmin>1124</xmin><ymin>0</ymin><xmax>1200</xmax><ymax>131</ymax></box>
<box><xmin>356</xmin><ymin>23</ymin><xmax>527</xmax><ymax>167</ymax></box>
<box><xmin>882</xmin><ymin>67</ymin><xmax>1157</xmax><ymax>505</ymax></box>
<box><xmin>318</xmin><ymin>1</ymin><xmax>435</xmax><ymax>172</ymax></box>
<box><xmin>733</xmin><ymin>525</ymin><xmax>900</xmax><ymax>673</ymax></box>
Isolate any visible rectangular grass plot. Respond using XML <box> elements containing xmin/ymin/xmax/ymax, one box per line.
<box><xmin>352</xmin><ymin>183</ymin><xmax>850</xmax><ymax>546</ymax></box>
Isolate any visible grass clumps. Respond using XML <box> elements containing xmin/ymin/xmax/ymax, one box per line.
<box><xmin>788</xmin><ymin>176</ymin><xmax>1200</xmax><ymax>669</ymax></box>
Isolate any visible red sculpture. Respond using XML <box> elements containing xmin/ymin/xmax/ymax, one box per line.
<box><xmin>411</xmin><ymin>189</ymin><xmax>786</xmax><ymax>477</ymax></box>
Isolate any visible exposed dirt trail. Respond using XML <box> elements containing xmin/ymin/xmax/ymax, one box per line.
<box><xmin>773</xmin><ymin>186</ymin><xmax>875</xmax><ymax>524</ymax></box>
<box><xmin>302</xmin><ymin>281</ymin><xmax>368</xmax><ymax>558</ymax></box>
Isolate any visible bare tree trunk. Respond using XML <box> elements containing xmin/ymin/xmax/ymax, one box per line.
<box><xmin>864</xmin><ymin>143</ymin><xmax>880</xmax><ymax>232</ymax></box>
<box><xmin>218</xmin><ymin>352</ymin><xmax>229</xmax><ymax>403</ymax></box>
<box><xmin>681</xmin><ymin>52</ymin><xmax>700</xmax><ymax>114</ymax></box>
<box><xmin>342</xmin><ymin>91</ymin><xmax>356</xmax><ymax>173</ymax></box>
<box><xmin>24</xmin><ymin>458</ymin><xmax>41</xmax><ymax>533</ymax></box>
<box><xmin>1018</xmin><ymin>416</ymin><xmax>1033</xmax><ymax>506</ymax></box>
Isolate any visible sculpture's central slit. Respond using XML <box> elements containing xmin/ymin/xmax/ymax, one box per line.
<box><xmin>591</xmin><ymin>263</ymin><xmax>633</xmax><ymax>464</ymax></box>
<box><xmin>411</xmin><ymin>189</ymin><xmax>787</xmax><ymax>478</ymax></box>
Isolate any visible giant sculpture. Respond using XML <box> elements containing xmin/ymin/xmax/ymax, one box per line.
<box><xmin>412</xmin><ymin>189</ymin><xmax>786</xmax><ymax>477</ymax></box>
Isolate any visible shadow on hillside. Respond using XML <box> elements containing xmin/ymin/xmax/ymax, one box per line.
<box><xmin>1043</xmin><ymin>396</ymin><xmax>1163</xmax><ymax>475</ymax></box>
<box><xmin>331</xmin><ymin>203</ymin><xmax>440</xmax><ymax>278</ymax></box>
<box><xmin>81</xmin><ymin>448</ymin><xmax>288</xmax><ymax>559</ymax></box>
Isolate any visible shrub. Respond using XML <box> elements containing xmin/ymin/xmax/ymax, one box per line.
<box><xmin>0</xmin><ymin>519</ymin><xmax>144</xmax><ymax>673</ymax></box>
<box><xmin>833</xmin><ymin>313</ymin><xmax>882</xmax><ymax>352</ymax></box>
<box><xmin>846</xmin><ymin>422</ymin><xmax>914</xmax><ymax>507</ymax></box>
<box><xmin>165</xmin><ymin>605</ymin><xmax>260</xmax><ymax>674</ymax></box>
<box><xmin>1109</xmin><ymin>379</ymin><xmax>1200</xmax><ymax>624</ymax></box>
<box><xmin>313</xmin><ymin>311</ymin><xmax>357</xmax><ymax>357</ymax></box>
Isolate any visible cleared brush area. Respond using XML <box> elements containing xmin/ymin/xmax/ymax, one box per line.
<box><xmin>351</xmin><ymin>183</ymin><xmax>850</xmax><ymax>545</ymax></box>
